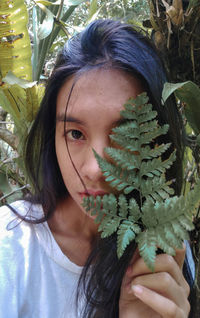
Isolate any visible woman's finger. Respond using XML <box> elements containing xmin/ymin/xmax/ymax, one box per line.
<box><xmin>131</xmin><ymin>284</ymin><xmax>190</xmax><ymax>318</ymax></box>
<box><xmin>129</xmin><ymin>253</ymin><xmax>187</xmax><ymax>288</ymax></box>
<box><xmin>129</xmin><ymin>271</ymin><xmax>189</xmax><ymax>307</ymax></box>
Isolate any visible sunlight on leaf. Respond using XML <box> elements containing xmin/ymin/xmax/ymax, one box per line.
<box><xmin>2</xmin><ymin>71</ymin><xmax>36</xmax><ymax>89</ymax></box>
<box><xmin>0</xmin><ymin>0</ymin><xmax>32</xmax><ymax>80</ymax></box>
<box><xmin>36</xmin><ymin>3</ymin><xmax>55</xmax><ymax>40</ymax></box>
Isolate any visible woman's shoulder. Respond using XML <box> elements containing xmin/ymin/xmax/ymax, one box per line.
<box><xmin>0</xmin><ymin>200</ymin><xmax>46</xmax><ymax>273</ymax></box>
<box><xmin>0</xmin><ymin>200</ymin><xmax>44</xmax><ymax>225</ymax></box>
<box><xmin>0</xmin><ymin>200</ymin><xmax>44</xmax><ymax>246</ymax></box>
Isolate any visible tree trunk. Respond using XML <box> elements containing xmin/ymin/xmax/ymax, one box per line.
<box><xmin>145</xmin><ymin>1</ymin><xmax>200</xmax><ymax>316</ymax></box>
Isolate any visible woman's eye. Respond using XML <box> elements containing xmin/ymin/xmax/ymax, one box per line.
<box><xmin>66</xmin><ymin>129</ymin><xmax>84</xmax><ymax>141</ymax></box>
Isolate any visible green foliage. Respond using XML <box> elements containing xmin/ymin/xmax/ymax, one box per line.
<box><xmin>82</xmin><ymin>93</ymin><xmax>200</xmax><ymax>270</ymax></box>
<box><xmin>162</xmin><ymin>81</ymin><xmax>200</xmax><ymax>135</ymax></box>
<box><xmin>0</xmin><ymin>0</ymin><xmax>91</xmax><ymax>205</ymax></box>
<box><xmin>31</xmin><ymin>0</ymin><xmax>86</xmax><ymax>81</ymax></box>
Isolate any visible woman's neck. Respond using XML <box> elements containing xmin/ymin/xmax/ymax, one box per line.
<box><xmin>47</xmin><ymin>195</ymin><xmax>98</xmax><ymax>266</ymax></box>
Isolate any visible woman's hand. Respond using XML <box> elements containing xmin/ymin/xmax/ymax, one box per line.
<box><xmin>119</xmin><ymin>246</ymin><xmax>190</xmax><ymax>318</ymax></box>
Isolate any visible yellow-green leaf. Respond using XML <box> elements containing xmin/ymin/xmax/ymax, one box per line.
<box><xmin>25</xmin><ymin>84</ymin><xmax>45</xmax><ymax>122</ymax></box>
<box><xmin>0</xmin><ymin>0</ymin><xmax>32</xmax><ymax>80</ymax></box>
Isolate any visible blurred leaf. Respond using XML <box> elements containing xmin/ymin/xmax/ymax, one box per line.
<box><xmin>0</xmin><ymin>88</ymin><xmax>22</xmax><ymax>131</ymax></box>
<box><xmin>2</xmin><ymin>71</ymin><xmax>36</xmax><ymax>89</ymax></box>
<box><xmin>0</xmin><ymin>0</ymin><xmax>32</xmax><ymax>80</ymax></box>
<box><xmin>64</xmin><ymin>0</ymin><xmax>86</xmax><ymax>5</ymax></box>
<box><xmin>87</xmin><ymin>0</ymin><xmax>97</xmax><ymax>20</ymax></box>
<box><xmin>1</xmin><ymin>86</ymin><xmax>28</xmax><ymax>136</ymax></box>
<box><xmin>0</xmin><ymin>171</ymin><xmax>12</xmax><ymax>196</ymax></box>
<box><xmin>0</xmin><ymin>170</ymin><xmax>25</xmax><ymax>205</ymax></box>
<box><xmin>32</xmin><ymin>5</ymin><xmax>39</xmax><ymax>81</ymax></box>
<box><xmin>35</xmin><ymin>0</ymin><xmax>59</xmax><ymax>6</ymax></box>
<box><xmin>162</xmin><ymin>81</ymin><xmax>200</xmax><ymax>135</ymax></box>
<box><xmin>37</xmin><ymin>3</ymin><xmax>55</xmax><ymax>40</ymax></box>
<box><xmin>25</xmin><ymin>84</ymin><xmax>45</xmax><ymax>122</ymax></box>
<box><xmin>35</xmin><ymin>0</ymin><xmax>85</xmax><ymax>5</ymax></box>
<box><xmin>188</xmin><ymin>0</ymin><xmax>200</xmax><ymax>10</ymax></box>
<box><xmin>86</xmin><ymin>0</ymin><xmax>102</xmax><ymax>24</ymax></box>
<box><xmin>0</xmin><ymin>90</ymin><xmax>12</xmax><ymax>113</ymax></box>
<box><xmin>0</xmin><ymin>81</ymin><xmax>43</xmax><ymax>141</ymax></box>
<box><xmin>196</xmin><ymin>134</ymin><xmax>200</xmax><ymax>147</ymax></box>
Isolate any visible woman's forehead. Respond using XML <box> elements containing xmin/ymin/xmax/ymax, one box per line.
<box><xmin>56</xmin><ymin>68</ymin><xmax>144</xmax><ymax>117</ymax></box>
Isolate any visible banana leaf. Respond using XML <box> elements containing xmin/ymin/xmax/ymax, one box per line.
<box><xmin>0</xmin><ymin>0</ymin><xmax>32</xmax><ymax>81</ymax></box>
<box><xmin>0</xmin><ymin>73</ymin><xmax>44</xmax><ymax>140</ymax></box>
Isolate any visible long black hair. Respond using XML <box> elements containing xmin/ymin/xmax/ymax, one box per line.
<box><xmin>24</xmin><ymin>19</ymin><xmax>188</xmax><ymax>317</ymax></box>
<box><xmin>25</xmin><ymin>19</ymin><xmax>183</xmax><ymax>212</ymax></box>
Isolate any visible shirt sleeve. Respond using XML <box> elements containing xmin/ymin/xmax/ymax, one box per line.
<box><xmin>0</xmin><ymin>204</ymin><xmax>25</xmax><ymax>318</ymax></box>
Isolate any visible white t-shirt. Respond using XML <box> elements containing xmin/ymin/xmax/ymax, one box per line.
<box><xmin>0</xmin><ymin>200</ymin><xmax>195</xmax><ymax>318</ymax></box>
<box><xmin>0</xmin><ymin>200</ymin><xmax>84</xmax><ymax>318</ymax></box>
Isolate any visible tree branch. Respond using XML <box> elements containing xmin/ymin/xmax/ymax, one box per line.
<box><xmin>0</xmin><ymin>127</ymin><xmax>18</xmax><ymax>150</ymax></box>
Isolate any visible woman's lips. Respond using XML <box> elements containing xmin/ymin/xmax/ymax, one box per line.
<box><xmin>79</xmin><ymin>190</ymin><xmax>108</xmax><ymax>200</ymax></box>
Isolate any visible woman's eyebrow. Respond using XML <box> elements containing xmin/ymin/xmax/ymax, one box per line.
<box><xmin>56</xmin><ymin>114</ymin><xmax>85</xmax><ymax>125</ymax></box>
<box><xmin>56</xmin><ymin>115</ymin><xmax>127</xmax><ymax>126</ymax></box>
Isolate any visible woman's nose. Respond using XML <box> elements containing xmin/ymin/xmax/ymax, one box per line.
<box><xmin>82</xmin><ymin>143</ymin><xmax>107</xmax><ymax>183</ymax></box>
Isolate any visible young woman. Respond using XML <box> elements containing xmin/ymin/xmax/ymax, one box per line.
<box><xmin>0</xmin><ymin>19</ymin><xmax>194</xmax><ymax>317</ymax></box>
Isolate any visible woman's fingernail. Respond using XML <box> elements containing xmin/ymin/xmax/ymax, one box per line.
<box><xmin>131</xmin><ymin>285</ymin><xmax>143</xmax><ymax>296</ymax></box>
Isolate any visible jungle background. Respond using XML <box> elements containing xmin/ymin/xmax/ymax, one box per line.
<box><xmin>0</xmin><ymin>0</ymin><xmax>200</xmax><ymax>315</ymax></box>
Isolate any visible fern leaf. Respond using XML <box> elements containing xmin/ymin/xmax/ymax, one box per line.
<box><xmin>83</xmin><ymin>93</ymin><xmax>200</xmax><ymax>271</ymax></box>
<box><xmin>179</xmin><ymin>215</ymin><xmax>194</xmax><ymax>231</ymax></box>
<box><xmin>119</xmin><ymin>109</ymin><xmax>137</xmax><ymax>121</ymax></box>
<box><xmin>112</xmin><ymin>121</ymin><xmax>139</xmax><ymax>139</ymax></box>
<box><xmin>141</xmin><ymin>143</ymin><xmax>171</xmax><ymax>160</ymax></box>
<box><xmin>141</xmin><ymin>199</ymin><xmax>158</xmax><ymax>228</ymax></box>
<box><xmin>94</xmin><ymin>151</ymin><xmax>139</xmax><ymax>193</ymax></box>
<box><xmin>171</xmin><ymin>220</ymin><xmax>189</xmax><ymax>241</ymax></box>
<box><xmin>136</xmin><ymin>229</ymin><xmax>157</xmax><ymax>271</ymax></box>
<box><xmin>118</xmin><ymin>194</ymin><xmax>128</xmax><ymax>218</ymax></box>
<box><xmin>138</xmin><ymin>110</ymin><xmax>158</xmax><ymax>124</ymax></box>
<box><xmin>93</xmin><ymin>151</ymin><xmax>131</xmax><ymax>190</ymax></box>
<box><xmin>117</xmin><ymin>220</ymin><xmax>141</xmax><ymax>258</ymax></box>
<box><xmin>140</xmin><ymin>151</ymin><xmax>176</xmax><ymax>178</ymax></box>
<box><xmin>139</xmin><ymin>120</ymin><xmax>158</xmax><ymax>134</ymax></box>
<box><xmin>128</xmin><ymin>198</ymin><xmax>141</xmax><ymax>221</ymax></box>
<box><xmin>140</xmin><ymin>175</ymin><xmax>174</xmax><ymax>200</ymax></box>
<box><xmin>123</xmin><ymin>186</ymin><xmax>135</xmax><ymax>194</ymax></box>
<box><xmin>164</xmin><ymin>223</ymin><xmax>183</xmax><ymax>249</ymax></box>
<box><xmin>112</xmin><ymin>120</ymin><xmax>138</xmax><ymax>131</ymax></box>
<box><xmin>137</xmin><ymin>103</ymin><xmax>153</xmax><ymax>114</ymax></box>
<box><xmin>156</xmin><ymin>227</ymin><xmax>176</xmax><ymax>256</ymax></box>
<box><xmin>110</xmin><ymin>135</ymin><xmax>139</xmax><ymax>153</ymax></box>
<box><xmin>129</xmin><ymin>93</ymin><xmax>149</xmax><ymax>106</ymax></box>
<box><xmin>105</xmin><ymin>194</ymin><xmax>118</xmax><ymax>214</ymax></box>
<box><xmin>99</xmin><ymin>215</ymin><xmax>121</xmax><ymax>238</ymax></box>
<box><xmin>105</xmin><ymin>148</ymin><xmax>140</xmax><ymax>171</ymax></box>
<box><xmin>139</xmin><ymin>125</ymin><xmax>169</xmax><ymax>145</ymax></box>
<box><xmin>82</xmin><ymin>196</ymin><xmax>95</xmax><ymax>212</ymax></box>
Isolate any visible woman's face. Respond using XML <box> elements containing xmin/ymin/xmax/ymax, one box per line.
<box><xmin>55</xmin><ymin>68</ymin><xmax>143</xmax><ymax>217</ymax></box>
